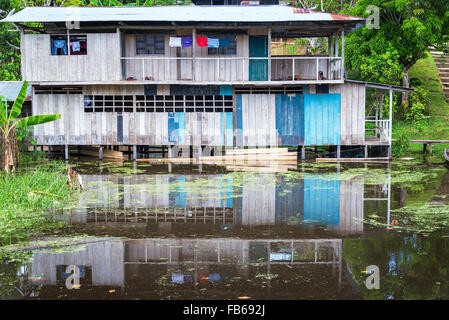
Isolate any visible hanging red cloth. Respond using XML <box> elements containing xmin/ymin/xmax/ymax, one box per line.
<box><xmin>197</xmin><ymin>36</ymin><xmax>208</xmax><ymax>47</ymax></box>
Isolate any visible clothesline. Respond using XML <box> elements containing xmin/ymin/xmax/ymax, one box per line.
<box><xmin>169</xmin><ymin>36</ymin><xmax>232</xmax><ymax>48</ymax></box>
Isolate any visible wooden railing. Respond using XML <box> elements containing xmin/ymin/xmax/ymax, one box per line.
<box><xmin>120</xmin><ymin>56</ymin><xmax>343</xmax><ymax>83</ymax></box>
<box><xmin>365</xmin><ymin>119</ymin><xmax>391</xmax><ymax>143</ymax></box>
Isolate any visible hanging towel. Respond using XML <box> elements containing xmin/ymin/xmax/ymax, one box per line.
<box><xmin>51</xmin><ymin>39</ymin><xmax>67</xmax><ymax>55</ymax></box>
<box><xmin>207</xmin><ymin>38</ymin><xmax>219</xmax><ymax>48</ymax></box>
<box><xmin>197</xmin><ymin>36</ymin><xmax>208</xmax><ymax>47</ymax></box>
<box><xmin>71</xmin><ymin>41</ymin><xmax>81</xmax><ymax>52</ymax></box>
<box><xmin>181</xmin><ymin>36</ymin><xmax>193</xmax><ymax>48</ymax></box>
<box><xmin>219</xmin><ymin>37</ymin><xmax>231</xmax><ymax>47</ymax></box>
<box><xmin>169</xmin><ymin>37</ymin><xmax>182</xmax><ymax>47</ymax></box>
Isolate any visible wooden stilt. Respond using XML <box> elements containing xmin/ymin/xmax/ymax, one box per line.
<box><xmin>133</xmin><ymin>145</ymin><xmax>137</xmax><ymax>161</ymax></box>
<box><xmin>337</xmin><ymin>145</ymin><xmax>341</xmax><ymax>158</ymax></box>
<box><xmin>65</xmin><ymin>144</ymin><xmax>69</xmax><ymax>160</ymax></box>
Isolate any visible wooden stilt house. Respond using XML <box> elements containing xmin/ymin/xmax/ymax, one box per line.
<box><xmin>1</xmin><ymin>2</ymin><xmax>413</xmax><ymax>159</ymax></box>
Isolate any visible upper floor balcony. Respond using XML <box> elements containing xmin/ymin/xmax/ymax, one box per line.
<box><xmin>4</xmin><ymin>5</ymin><xmax>363</xmax><ymax>85</ymax></box>
<box><xmin>120</xmin><ymin>33</ymin><xmax>343</xmax><ymax>84</ymax></box>
<box><xmin>20</xmin><ymin>31</ymin><xmax>344</xmax><ymax>85</ymax></box>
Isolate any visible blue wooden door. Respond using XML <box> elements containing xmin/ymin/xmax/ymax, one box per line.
<box><xmin>275</xmin><ymin>94</ymin><xmax>305</xmax><ymax>145</ymax></box>
<box><xmin>249</xmin><ymin>36</ymin><xmax>268</xmax><ymax>81</ymax></box>
<box><xmin>304</xmin><ymin>94</ymin><xmax>341</xmax><ymax>146</ymax></box>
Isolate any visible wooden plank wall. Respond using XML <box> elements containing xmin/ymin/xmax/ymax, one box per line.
<box><xmin>29</xmin><ymin>240</ymin><xmax>125</xmax><ymax>286</ymax></box>
<box><xmin>124</xmin><ymin>34</ymin><xmax>178</xmax><ymax>81</ymax></box>
<box><xmin>236</xmin><ymin>94</ymin><xmax>277</xmax><ymax>147</ymax></box>
<box><xmin>123</xmin><ymin>34</ymin><xmax>249</xmax><ymax>81</ymax></box>
<box><xmin>304</xmin><ymin>93</ymin><xmax>341</xmax><ymax>146</ymax></box>
<box><xmin>329</xmin><ymin>82</ymin><xmax>366</xmax><ymax>145</ymax></box>
<box><xmin>22</xmin><ymin>33</ymin><xmax>121</xmax><ymax>82</ymax></box>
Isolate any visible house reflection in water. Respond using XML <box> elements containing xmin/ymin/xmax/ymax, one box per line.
<box><xmin>25</xmin><ymin>170</ymin><xmax>394</xmax><ymax>298</ymax></box>
<box><xmin>67</xmin><ymin>171</ymin><xmax>391</xmax><ymax>235</ymax></box>
<box><xmin>26</xmin><ymin>237</ymin><xmax>363</xmax><ymax>299</ymax></box>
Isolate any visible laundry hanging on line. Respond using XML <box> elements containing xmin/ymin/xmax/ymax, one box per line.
<box><xmin>207</xmin><ymin>38</ymin><xmax>219</xmax><ymax>48</ymax></box>
<box><xmin>181</xmin><ymin>37</ymin><xmax>193</xmax><ymax>48</ymax></box>
<box><xmin>71</xmin><ymin>41</ymin><xmax>81</xmax><ymax>52</ymax></box>
<box><xmin>169</xmin><ymin>37</ymin><xmax>182</xmax><ymax>47</ymax></box>
<box><xmin>197</xmin><ymin>36</ymin><xmax>208</xmax><ymax>47</ymax></box>
<box><xmin>219</xmin><ymin>37</ymin><xmax>231</xmax><ymax>47</ymax></box>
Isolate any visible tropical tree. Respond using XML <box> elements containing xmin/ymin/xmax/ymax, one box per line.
<box><xmin>346</xmin><ymin>0</ymin><xmax>449</xmax><ymax>103</ymax></box>
<box><xmin>0</xmin><ymin>81</ymin><xmax>61</xmax><ymax>173</ymax></box>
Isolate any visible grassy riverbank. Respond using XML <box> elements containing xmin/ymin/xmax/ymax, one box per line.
<box><xmin>0</xmin><ymin>152</ymin><xmax>78</xmax><ymax>246</ymax></box>
<box><xmin>392</xmin><ymin>51</ymin><xmax>449</xmax><ymax>157</ymax></box>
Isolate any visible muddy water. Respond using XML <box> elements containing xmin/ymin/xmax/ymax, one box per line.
<box><xmin>1</xmin><ymin>161</ymin><xmax>449</xmax><ymax>300</ymax></box>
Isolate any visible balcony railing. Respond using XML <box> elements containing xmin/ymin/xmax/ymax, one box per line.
<box><xmin>365</xmin><ymin>119</ymin><xmax>391</xmax><ymax>144</ymax></box>
<box><xmin>121</xmin><ymin>56</ymin><xmax>343</xmax><ymax>83</ymax></box>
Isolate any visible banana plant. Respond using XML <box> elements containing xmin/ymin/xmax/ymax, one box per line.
<box><xmin>0</xmin><ymin>81</ymin><xmax>61</xmax><ymax>173</ymax></box>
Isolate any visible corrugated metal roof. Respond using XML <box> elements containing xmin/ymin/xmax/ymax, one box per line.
<box><xmin>1</xmin><ymin>6</ymin><xmax>365</xmax><ymax>24</ymax></box>
<box><xmin>345</xmin><ymin>80</ymin><xmax>415</xmax><ymax>92</ymax></box>
<box><xmin>0</xmin><ymin>81</ymin><xmax>32</xmax><ymax>101</ymax></box>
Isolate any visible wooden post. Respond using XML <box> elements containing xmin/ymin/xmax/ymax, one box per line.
<box><xmin>389</xmin><ymin>89</ymin><xmax>393</xmax><ymax>145</ymax></box>
<box><xmin>364</xmin><ymin>145</ymin><xmax>368</xmax><ymax>158</ymax></box>
<box><xmin>341</xmin><ymin>28</ymin><xmax>345</xmax><ymax>80</ymax></box>
<box><xmin>301</xmin><ymin>145</ymin><xmax>306</xmax><ymax>160</ymax></box>
<box><xmin>337</xmin><ymin>145</ymin><xmax>341</xmax><ymax>158</ymax></box>
<box><xmin>192</xmin><ymin>28</ymin><xmax>196</xmax><ymax>82</ymax></box>
<box><xmin>268</xmin><ymin>28</ymin><xmax>272</xmax><ymax>82</ymax></box>
<box><xmin>99</xmin><ymin>147</ymin><xmax>103</xmax><ymax>161</ymax></box>
<box><xmin>133</xmin><ymin>145</ymin><xmax>137</xmax><ymax>160</ymax></box>
<box><xmin>428</xmin><ymin>143</ymin><xmax>432</xmax><ymax>158</ymax></box>
<box><xmin>65</xmin><ymin>144</ymin><xmax>69</xmax><ymax>160</ymax></box>
<box><xmin>168</xmin><ymin>145</ymin><xmax>173</xmax><ymax>158</ymax></box>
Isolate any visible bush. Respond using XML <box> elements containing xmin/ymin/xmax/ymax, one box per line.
<box><xmin>404</xmin><ymin>86</ymin><xmax>430</xmax><ymax>121</ymax></box>
<box><xmin>392</xmin><ymin>133</ymin><xmax>410</xmax><ymax>157</ymax></box>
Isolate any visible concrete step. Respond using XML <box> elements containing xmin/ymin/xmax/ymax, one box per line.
<box><xmin>437</xmin><ymin>64</ymin><xmax>449</xmax><ymax>68</ymax></box>
<box><xmin>439</xmin><ymin>71</ymin><xmax>449</xmax><ymax>76</ymax></box>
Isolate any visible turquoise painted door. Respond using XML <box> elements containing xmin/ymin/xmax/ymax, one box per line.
<box><xmin>249</xmin><ymin>36</ymin><xmax>268</xmax><ymax>81</ymax></box>
<box><xmin>304</xmin><ymin>94</ymin><xmax>341</xmax><ymax>146</ymax></box>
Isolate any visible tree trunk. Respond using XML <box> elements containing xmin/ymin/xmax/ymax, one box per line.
<box><xmin>402</xmin><ymin>67</ymin><xmax>410</xmax><ymax>104</ymax></box>
<box><xmin>0</xmin><ymin>127</ymin><xmax>20</xmax><ymax>173</ymax></box>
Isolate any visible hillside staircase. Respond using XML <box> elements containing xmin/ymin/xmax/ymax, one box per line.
<box><xmin>430</xmin><ymin>48</ymin><xmax>449</xmax><ymax>102</ymax></box>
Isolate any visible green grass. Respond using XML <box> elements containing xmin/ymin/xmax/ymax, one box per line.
<box><xmin>393</xmin><ymin>51</ymin><xmax>449</xmax><ymax>157</ymax></box>
<box><xmin>0</xmin><ymin>152</ymin><xmax>78</xmax><ymax>246</ymax></box>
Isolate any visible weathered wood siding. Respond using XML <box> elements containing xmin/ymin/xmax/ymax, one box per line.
<box><xmin>22</xmin><ymin>33</ymin><xmax>121</xmax><ymax>82</ymax></box>
<box><xmin>235</xmin><ymin>94</ymin><xmax>277</xmax><ymax>147</ymax></box>
<box><xmin>33</xmin><ymin>85</ymin><xmax>232</xmax><ymax>146</ymax></box>
<box><xmin>329</xmin><ymin>82</ymin><xmax>366</xmax><ymax>145</ymax></box>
